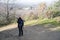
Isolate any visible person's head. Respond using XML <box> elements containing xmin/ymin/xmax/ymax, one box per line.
<box><xmin>19</xmin><ymin>17</ymin><xmax>21</xmax><ymax>19</ymax></box>
<box><xmin>18</xmin><ymin>16</ymin><xmax>24</xmax><ymax>20</ymax></box>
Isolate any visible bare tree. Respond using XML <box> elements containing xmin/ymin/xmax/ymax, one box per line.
<box><xmin>6</xmin><ymin>0</ymin><xmax>16</xmax><ymax>23</ymax></box>
<box><xmin>6</xmin><ymin>0</ymin><xmax>9</xmax><ymax>22</ymax></box>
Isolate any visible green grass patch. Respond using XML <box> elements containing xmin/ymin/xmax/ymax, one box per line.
<box><xmin>25</xmin><ymin>18</ymin><xmax>60</xmax><ymax>26</ymax></box>
<box><xmin>24</xmin><ymin>19</ymin><xmax>38</xmax><ymax>26</ymax></box>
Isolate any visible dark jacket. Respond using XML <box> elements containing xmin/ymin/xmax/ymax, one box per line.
<box><xmin>17</xmin><ymin>18</ymin><xmax>24</xmax><ymax>28</ymax></box>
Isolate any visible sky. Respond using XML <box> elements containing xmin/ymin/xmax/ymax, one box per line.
<box><xmin>0</xmin><ymin>0</ymin><xmax>57</xmax><ymax>5</ymax></box>
<box><xmin>15</xmin><ymin>0</ymin><xmax>57</xmax><ymax>4</ymax></box>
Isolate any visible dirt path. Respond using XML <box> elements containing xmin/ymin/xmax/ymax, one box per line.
<box><xmin>0</xmin><ymin>24</ymin><xmax>60</xmax><ymax>40</ymax></box>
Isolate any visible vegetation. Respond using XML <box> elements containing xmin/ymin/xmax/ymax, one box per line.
<box><xmin>0</xmin><ymin>0</ymin><xmax>60</xmax><ymax>27</ymax></box>
<box><xmin>25</xmin><ymin>18</ymin><xmax>60</xmax><ymax>26</ymax></box>
<box><xmin>23</xmin><ymin>0</ymin><xmax>60</xmax><ymax>26</ymax></box>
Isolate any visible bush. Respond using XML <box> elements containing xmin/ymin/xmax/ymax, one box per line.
<box><xmin>53</xmin><ymin>11</ymin><xmax>60</xmax><ymax>18</ymax></box>
<box><xmin>0</xmin><ymin>13</ymin><xmax>16</xmax><ymax>27</ymax></box>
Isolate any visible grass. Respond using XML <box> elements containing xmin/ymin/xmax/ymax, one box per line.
<box><xmin>24</xmin><ymin>18</ymin><xmax>60</xmax><ymax>26</ymax></box>
<box><xmin>24</xmin><ymin>19</ymin><xmax>38</xmax><ymax>26</ymax></box>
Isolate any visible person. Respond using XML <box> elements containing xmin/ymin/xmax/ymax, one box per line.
<box><xmin>17</xmin><ymin>17</ymin><xmax>24</xmax><ymax>36</ymax></box>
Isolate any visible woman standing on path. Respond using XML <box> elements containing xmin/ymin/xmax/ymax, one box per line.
<box><xmin>17</xmin><ymin>17</ymin><xmax>24</xmax><ymax>37</ymax></box>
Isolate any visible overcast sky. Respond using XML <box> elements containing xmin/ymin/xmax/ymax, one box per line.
<box><xmin>0</xmin><ymin>0</ymin><xmax>57</xmax><ymax>5</ymax></box>
<box><xmin>16</xmin><ymin>0</ymin><xmax>56</xmax><ymax>4</ymax></box>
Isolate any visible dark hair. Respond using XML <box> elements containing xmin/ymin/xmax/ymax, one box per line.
<box><xmin>18</xmin><ymin>17</ymin><xmax>22</xmax><ymax>20</ymax></box>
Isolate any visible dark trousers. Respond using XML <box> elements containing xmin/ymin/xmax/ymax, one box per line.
<box><xmin>18</xmin><ymin>28</ymin><xmax>23</xmax><ymax>36</ymax></box>
<box><xmin>18</xmin><ymin>25</ymin><xmax>23</xmax><ymax>36</ymax></box>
